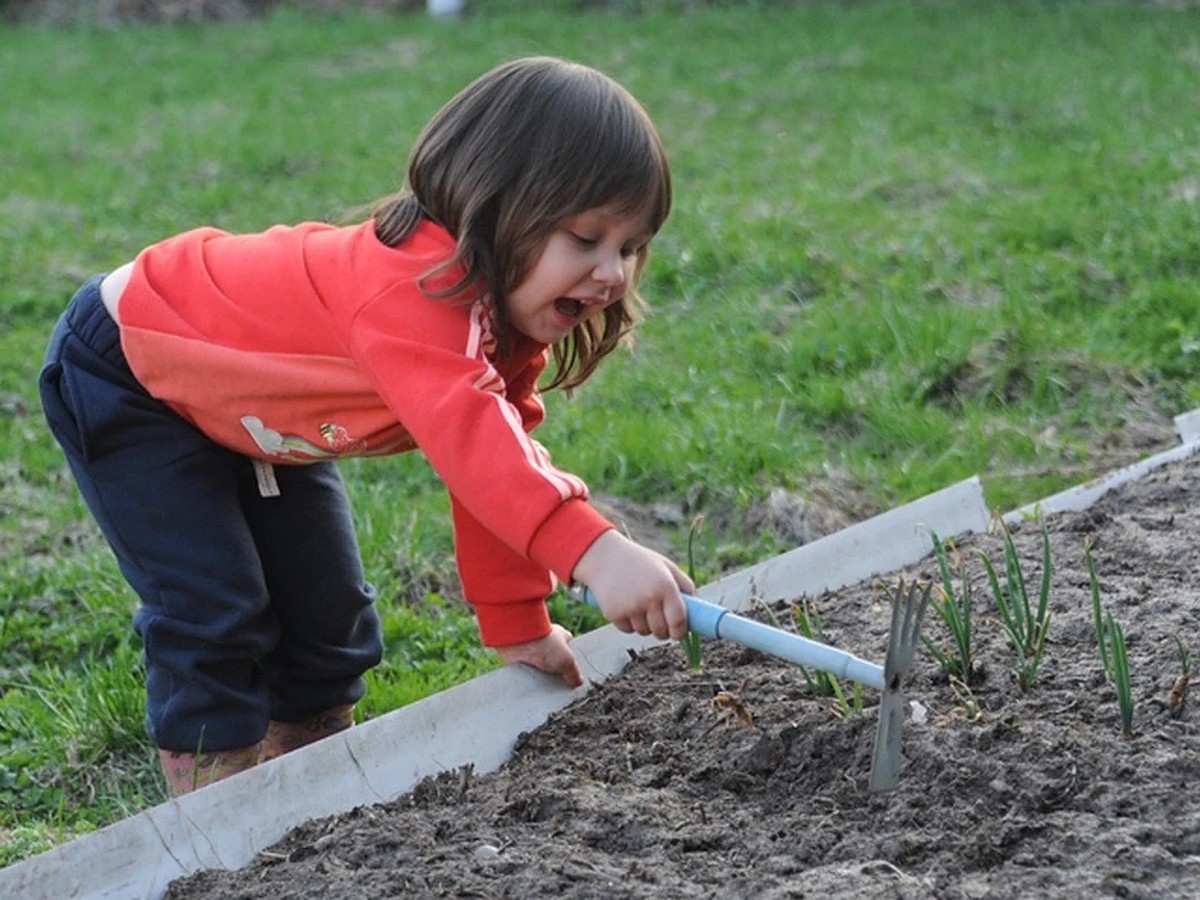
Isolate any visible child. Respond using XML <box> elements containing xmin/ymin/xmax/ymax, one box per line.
<box><xmin>39</xmin><ymin>56</ymin><xmax>694</xmax><ymax>797</ymax></box>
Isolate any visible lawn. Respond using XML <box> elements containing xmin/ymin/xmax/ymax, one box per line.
<box><xmin>2</xmin><ymin>0</ymin><xmax>1199</xmax><ymax>865</ymax></box>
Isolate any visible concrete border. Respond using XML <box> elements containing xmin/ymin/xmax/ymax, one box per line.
<box><xmin>1174</xmin><ymin>409</ymin><xmax>1200</xmax><ymax>446</ymax></box>
<box><xmin>702</xmin><ymin>476</ymin><xmax>990</xmax><ymax>609</ymax></box>
<box><xmin>1004</xmin><ymin>411</ymin><xmax>1200</xmax><ymax>524</ymax></box>
<box><xmin>3</xmin><ymin>415</ymin><xmax>1198</xmax><ymax>899</ymax></box>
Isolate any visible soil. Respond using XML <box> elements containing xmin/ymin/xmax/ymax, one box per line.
<box><xmin>167</xmin><ymin>456</ymin><xmax>1200</xmax><ymax>900</ymax></box>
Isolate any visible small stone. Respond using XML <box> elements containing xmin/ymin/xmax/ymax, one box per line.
<box><xmin>473</xmin><ymin>843</ymin><xmax>501</xmax><ymax>860</ymax></box>
<box><xmin>910</xmin><ymin>699</ymin><xmax>929</xmax><ymax>725</ymax></box>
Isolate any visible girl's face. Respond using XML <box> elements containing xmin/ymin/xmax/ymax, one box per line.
<box><xmin>506</xmin><ymin>206</ymin><xmax>653</xmax><ymax>345</ymax></box>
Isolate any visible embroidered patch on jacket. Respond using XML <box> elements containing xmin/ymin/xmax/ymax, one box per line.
<box><xmin>319</xmin><ymin>422</ymin><xmax>368</xmax><ymax>454</ymax></box>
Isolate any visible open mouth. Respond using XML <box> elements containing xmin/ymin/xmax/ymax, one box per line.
<box><xmin>554</xmin><ymin>298</ymin><xmax>584</xmax><ymax>319</ymax></box>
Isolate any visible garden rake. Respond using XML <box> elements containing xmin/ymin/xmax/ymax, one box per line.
<box><xmin>581</xmin><ymin>580</ymin><xmax>930</xmax><ymax>791</ymax></box>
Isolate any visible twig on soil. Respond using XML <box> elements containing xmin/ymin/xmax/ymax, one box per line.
<box><xmin>857</xmin><ymin>859</ymin><xmax>922</xmax><ymax>883</ymax></box>
<box><xmin>710</xmin><ymin>680</ymin><xmax>755</xmax><ymax>729</ymax></box>
<box><xmin>949</xmin><ymin>674</ymin><xmax>986</xmax><ymax>723</ymax></box>
<box><xmin>1167</xmin><ymin>673</ymin><xmax>1191</xmax><ymax>716</ymax></box>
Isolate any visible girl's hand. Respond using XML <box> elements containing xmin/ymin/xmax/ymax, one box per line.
<box><xmin>495</xmin><ymin>624</ymin><xmax>584</xmax><ymax>687</ymax></box>
<box><xmin>571</xmin><ymin>530</ymin><xmax>694</xmax><ymax>641</ymax></box>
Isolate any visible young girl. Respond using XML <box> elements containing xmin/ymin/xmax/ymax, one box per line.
<box><xmin>39</xmin><ymin>56</ymin><xmax>694</xmax><ymax>796</ymax></box>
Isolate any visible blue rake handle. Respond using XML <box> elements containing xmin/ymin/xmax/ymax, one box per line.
<box><xmin>581</xmin><ymin>588</ymin><xmax>885</xmax><ymax>691</ymax></box>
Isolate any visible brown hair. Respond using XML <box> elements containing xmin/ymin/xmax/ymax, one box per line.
<box><xmin>373</xmin><ymin>56</ymin><xmax>672</xmax><ymax>391</ymax></box>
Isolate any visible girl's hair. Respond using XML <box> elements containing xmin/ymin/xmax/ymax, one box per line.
<box><xmin>373</xmin><ymin>56</ymin><xmax>672</xmax><ymax>391</ymax></box>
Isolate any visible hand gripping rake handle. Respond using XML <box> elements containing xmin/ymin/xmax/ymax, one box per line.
<box><xmin>581</xmin><ymin>588</ymin><xmax>885</xmax><ymax>690</ymax></box>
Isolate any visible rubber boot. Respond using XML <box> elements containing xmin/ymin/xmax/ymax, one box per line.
<box><xmin>260</xmin><ymin>703</ymin><xmax>356</xmax><ymax>762</ymax></box>
<box><xmin>158</xmin><ymin>744</ymin><xmax>261</xmax><ymax>797</ymax></box>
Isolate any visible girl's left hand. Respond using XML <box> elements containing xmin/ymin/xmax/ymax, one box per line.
<box><xmin>495</xmin><ymin>624</ymin><xmax>584</xmax><ymax>688</ymax></box>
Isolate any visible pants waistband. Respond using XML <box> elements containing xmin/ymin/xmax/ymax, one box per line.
<box><xmin>61</xmin><ymin>274</ymin><xmax>127</xmax><ymax>370</ymax></box>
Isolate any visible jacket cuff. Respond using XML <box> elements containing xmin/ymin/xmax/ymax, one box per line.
<box><xmin>474</xmin><ymin>597</ymin><xmax>554</xmax><ymax>647</ymax></box>
<box><xmin>527</xmin><ymin>498</ymin><xmax>614</xmax><ymax>584</ymax></box>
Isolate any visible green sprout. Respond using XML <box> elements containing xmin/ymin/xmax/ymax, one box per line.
<box><xmin>682</xmin><ymin>515</ymin><xmax>705</xmax><ymax>671</ymax></box>
<box><xmin>786</xmin><ymin>597</ymin><xmax>862</xmax><ymax>717</ymax></box>
<box><xmin>978</xmin><ymin>514</ymin><xmax>1052</xmax><ymax>691</ymax></box>
<box><xmin>920</xmin><ymin>529</ymin><xmax>976</xmax><ymax>686</ymax></box>
<box><xmin>1084</xmin><ymin>535</ymin><xmax>1139</xmax><ymax>735</ymax></box>
<box><xmin>1084</xmin><ymin>535</ymin><xmax>1112</xmax><ymax>680</ymax></box>
<box><xmin>1166</xmin><ymin>636</ymin><xmax>1193</xmax><ymax>716</ymax></box>
<box><xmin>1107</xmin><ymin>612</ymin><xmax>1134</xmax><ymax>737</ymax></box>
<box><xmin>1174</xmin><ymin>636</ymin><xmax>1195</xmax><ymax>678</ymax></box>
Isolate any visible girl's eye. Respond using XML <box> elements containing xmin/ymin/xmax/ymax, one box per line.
<box><xmin>569</xmin><ymin>232</ymin><xmax>598</xmax><ymax>247</ymax></box>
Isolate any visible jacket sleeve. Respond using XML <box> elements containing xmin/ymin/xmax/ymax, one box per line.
<box><xmin>450</xmin><ymin>493</ymin><xmax>610</xmax><ymax>645</ymax></box>
<box><xmin>346</xmin><ymin>291</ymin><xmax>612</xmax><ymax>644</ymax></box>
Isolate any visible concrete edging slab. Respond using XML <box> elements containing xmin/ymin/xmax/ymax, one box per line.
<box><xmin>700</xmin><ymin>476</ymin><xmax>990</xmax><ymax>610</ymax></box>
<box><xmin>3</xmin><ymin>415</ymin><xmax>1198</xmax><ymax>899</ymax></box>
<box><xmin>1004</xmin><ymin>412</ymin><xmax>1200</xmax><ymax>524</ymax></box>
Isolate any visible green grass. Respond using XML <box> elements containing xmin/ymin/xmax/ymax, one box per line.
<box><xmin>3</xmin><ymin>0</ymin><xmax>1200</xmax><ymax>864</ymax></box>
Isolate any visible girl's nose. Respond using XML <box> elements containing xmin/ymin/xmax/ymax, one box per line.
<box><xmin>593</xmin><ymin>253</ymin><xmax>628</xmax><ymax>287</ymax></box>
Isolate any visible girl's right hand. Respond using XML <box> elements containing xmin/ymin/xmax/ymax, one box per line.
<box><xmin>571</xmin><ymin>530</ymin><xmax>693</xmax><ymax>641</ymax></box>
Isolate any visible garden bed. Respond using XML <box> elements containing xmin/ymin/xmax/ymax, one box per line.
<box><xmin>167</xmin><ymin>456</ymin><xmax>1200</xmax><ymax>899</ymax></box>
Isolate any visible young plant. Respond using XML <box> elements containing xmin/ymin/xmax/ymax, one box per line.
<box><xmin>978</xmin><ymin>514</ymin><xmax>1052</xmax><ymax>691</ymax></box>
<box><xmin>1174</xmin><ymin>636</ymin><xmax>1195</xmax><ymax>678</ymax></box>
<box><xmin>787</xmin><ymin>598</ymin><xmax>862</xmax><ymax>717</ymax></box>
<box><xmin>920</xmin><ymin>529</ymin><xmax>976</xmax><ymax>685</ymax></box>
<box><xmin>682</xmin><ymin>516</ymin><xmax>705</xmax><ymax>671</ymax></box>
<box><xmin>1084</xmin><ymin>535</ymin><xmax>1113</xmax><ymax>679</ymax></box>
<box><xmin>1167</xmin><ymin>636</ymin><xmax>1193</xmax><ymax>714</ymax></box>
<box><xmin>1107</xmin><ymin>612</ymin><xmax>1134</xmax><ymax>737</ymax></box>
<box><xmin>948</xmin><ymin>674</ymin><xmax>985</xmax><ymax>723</ymax></box>
<box><xmin>1084</xmin><ymin>535</ymin><xmax>1141</xmax><ymax>734</ymax></box>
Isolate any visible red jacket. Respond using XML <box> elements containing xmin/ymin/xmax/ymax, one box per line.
<box><xmin>116</xmin><ymin>218</ymin><xmax>612</xmax><ymax>645</ymax></box>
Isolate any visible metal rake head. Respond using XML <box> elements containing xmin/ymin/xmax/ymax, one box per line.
<box><xmin>869</xmin><ymin>577</ymin><xmax>933</xmax><ymax>792</ymax></box>
<box><xmin>883</xmin><ymin>578</ymin><xmax>932</xmax><ymax>685</ymax></box>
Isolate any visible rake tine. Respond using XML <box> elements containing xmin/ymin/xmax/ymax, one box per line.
<box><xmin>888</xmin><ymin>579</ymin><xmax>931</xmax><ymax>671</ymax></box>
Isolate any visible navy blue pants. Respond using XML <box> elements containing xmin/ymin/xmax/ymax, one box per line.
<box><xmin>38</xmin><ymin>277</ymin><xmax>383</xmax><ymax>752</ymax></box>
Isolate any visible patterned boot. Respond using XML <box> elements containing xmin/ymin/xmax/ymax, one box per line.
<box><xmin>260</xmin><ymin>703</ymin><xmax>356</xmax><ymax>762</ymax></box>
<box><xmin>158</xmin><ymin>744</ymin><xmax>261</xmax><ymax>797</ymax></box>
